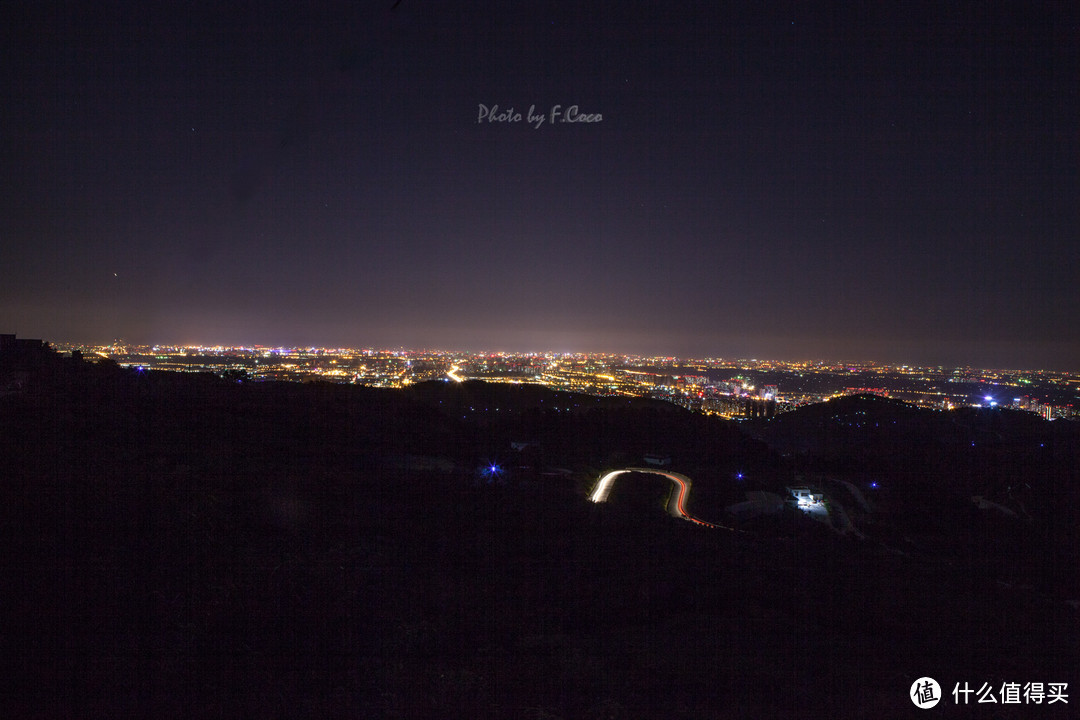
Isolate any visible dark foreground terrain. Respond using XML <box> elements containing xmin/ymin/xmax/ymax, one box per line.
<box><xmin>1</xmin><ymin>356</ymin><xmax>1077</xmax><ymax>718</ymax></box>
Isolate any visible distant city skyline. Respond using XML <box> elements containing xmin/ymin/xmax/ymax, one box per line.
<box><xmin>49</xmin><ymin>337</ymin><xmax>1080</xmax><ymax>374</ymax></box>
<box><xmin>39</xmin><ymin>337</ymin><xmax>1076</xmax><ymax>419</ymax></box>
<box><xmin>35</xmin><ymin>333</ymin><xmax>1078</xmax><ymax>373</ymax></box>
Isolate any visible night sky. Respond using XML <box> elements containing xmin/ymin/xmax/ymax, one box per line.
<box><xmin>2</xmin><ymin>1</ymin><xmax>1077</xmax><ymax>369</ymax></box>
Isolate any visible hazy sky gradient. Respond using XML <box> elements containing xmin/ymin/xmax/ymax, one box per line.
<box><xmin>2</xmin><ymin>1</ymin><xmax>1077</xmax><ymax>368</ymax></box>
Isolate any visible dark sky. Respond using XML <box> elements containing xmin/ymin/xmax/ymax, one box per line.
<box><xmin>2</xmin><ymin>1</ymin><xmax>1078</xmax><ymax>369</ymax></box>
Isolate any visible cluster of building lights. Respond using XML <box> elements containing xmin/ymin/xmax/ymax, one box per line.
<box><xmin>53</xmin><ymin>343</ymin><xmax>1079</xmax><ymax>421</ymax></box>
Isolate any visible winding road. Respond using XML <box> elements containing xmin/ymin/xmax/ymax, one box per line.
<box><xmin>590</xmin><ymin>468</ymin><xmax>732</xmax><ymax>529</ymax></box>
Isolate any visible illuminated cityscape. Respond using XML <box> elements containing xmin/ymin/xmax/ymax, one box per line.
<box><xmin>4</xmin><ymin>0</ymin><xmax>1077</xmax><ymax>714</ymax></box>
<box><xmin>58</xmin><ymin>341</ymin><xmax>1080</xmax><ymax>420</ymax></box>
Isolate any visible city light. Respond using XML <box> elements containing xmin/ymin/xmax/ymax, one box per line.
<box><xmin>50</xmin><ymin>342</ymin><xmax>1079</xmax><ymax>421</ymax></box>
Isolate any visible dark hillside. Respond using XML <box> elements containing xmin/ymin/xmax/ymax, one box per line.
<box><xmin>751</xmin><ymin>394</ymin><xmax>1080</xmax><ymax>501</ymax></box>
<box><xmin>749</xmin><ymin>394</ymin><xmax>1080</xmax><ymax>596</ymax></box>
<box><xmin>1</xmin><ymin>363</ymin><xmax>1077</xmax><ymax>718</ymax></box>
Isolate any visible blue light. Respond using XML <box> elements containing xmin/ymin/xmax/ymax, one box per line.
<box><xmin>870</xmin><ymin>481</ymin><xmax>879</xmax><ymax>489</ymax></box>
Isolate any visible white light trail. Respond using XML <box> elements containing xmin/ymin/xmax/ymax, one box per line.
<box><xmin>590</xmin><ymin>467</ymin><xmax>729</xmax><ymax>529</ymax></box>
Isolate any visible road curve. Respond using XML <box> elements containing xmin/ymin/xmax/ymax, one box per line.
<box><xmin>590</xmin><ymin>468</ymin><xmax>732</xmax><ymax>530</ymax></box>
